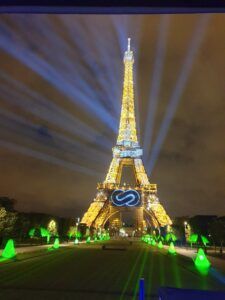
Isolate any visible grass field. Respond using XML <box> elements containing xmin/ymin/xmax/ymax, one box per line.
<box><xmin>0</xmin><ymin>240</ymin><xmax>224</xmax><ymax>299</ymax></box>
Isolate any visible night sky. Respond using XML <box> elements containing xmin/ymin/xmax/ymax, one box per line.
<box><xmin>0</xmin><ymin>14</ymin><xmax>224</xmax><ymax>219</ymax></box>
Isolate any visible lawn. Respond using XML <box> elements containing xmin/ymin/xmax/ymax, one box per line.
<box><xmin>0</xmin><ymin>240</ymin><xmax>224</xmax><ymax>299</ymax></box>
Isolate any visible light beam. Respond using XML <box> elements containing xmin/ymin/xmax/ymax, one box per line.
<box><xmin>147</xmin><ymin>15</ymin><xmax>210</xmax><ymax>174</ymax></box>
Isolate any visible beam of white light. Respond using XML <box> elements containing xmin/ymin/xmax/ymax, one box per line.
<box><xmin>0</xmin><ymin>19</ymin><xmax>117</xmax><ymax>132</ymax></box>
<box><xmin>0</xmin><ymin>72</ymin><xmax>112</xmax><ymax>150</ymax></box>
<box><xmin>0</xmin><ymin>139</ymin><xmax>102</xmax><ymax>177</ymax></box>
<box><xmin>18</xmin><ymin>16</ymin><xmax>112</xmax><ymax>111</ymax></box>
<box><xmin>25</xmin><ymin>15</ymin><xmax>118</xmax><ymax>120</ymax></box>
<box><xmin>88</xmin><ymin>17</ymin><xmax>122</xmax><ymax>116</ymax></box>
<box><xmin>60</xmin><ymin>15</ymin><xmax>121</xmax><ymax>116</ymax></box>
<box><xmin>111</xmin><ymin>15</ymin><xmax>129</xmax><ymax>54</ymax></box>
<box><xmin>32</xmin><ymin>15</ymin><xmax>120</xmax><ymax>118</ymax></box>
<box><xmin>0</xmin><ymin>107</ymin><xmax>110</xmax><ymax>165</ymax></box>
<box><xmin>143</xmin><ymin>15</ymin><xmax>170</xmax><ymax>159</ymax></box>
<box><xmin>147</xmin><ymin>15</ymin><xmax>210</xmax><ymax>174</ymax></box>
<box><xmin>111</xmin><ymin>15</ymin><xmax>142</xmax><ymax>59</ymax></box>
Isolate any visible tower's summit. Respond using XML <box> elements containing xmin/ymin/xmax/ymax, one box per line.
<box><xmin>81</xmin><ymin>39</ymin><xmax>172</xmax><ymax>231</ymax></box>
<box><xmin>124</xmin><ymin>38</ymin><xmax>134</xmax><ymax>62</ymax></box>
<box><xmin>115</xmin><ymin>38</ymin><xmax>141</xmax><ymax>158</ymax></box>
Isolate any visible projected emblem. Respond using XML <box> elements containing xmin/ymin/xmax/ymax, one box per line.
<box><xmin>111</xmin><ymin>190</ymin><xmax>140</xmax><ymax>207</ymax></box>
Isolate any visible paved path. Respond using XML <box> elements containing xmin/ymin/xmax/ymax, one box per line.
<box><xmin>163</xmin><ymin>245</ymin><xmax>225</xmax><ymax>278</ymax></box>
<box><xmin>0</xmin><ymin>241</ymin><xmax>224</xmax><ymax>299</ymax></box>
<box><xmin>14</xmin><ymin>242</ymin><xmax>225</xmax><ymax>276</ymax></box>
<box><xmin>12</xmin><ymin>242</ymin><xmax>73</xmax><ymax>254</ymax></box>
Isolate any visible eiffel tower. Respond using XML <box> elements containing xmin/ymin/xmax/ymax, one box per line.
<box><xmin>81</xmin><ymin>38</ymin><xmax>171</xmax><ymax>232</ymax></box>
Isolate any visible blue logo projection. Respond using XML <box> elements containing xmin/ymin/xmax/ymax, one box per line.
<box><xmin>111</xmin><ymin>190</ymin><xmax>141</xmax><ymax>207</ymax></box>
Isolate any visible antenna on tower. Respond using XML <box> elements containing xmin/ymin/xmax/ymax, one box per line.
<box><xmin>128</xmin><ymin>38</ymin><xmax>131</xmax><ymax>51</ymax></box>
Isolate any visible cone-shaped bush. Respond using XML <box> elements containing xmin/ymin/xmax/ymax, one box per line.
<box><xmin>2</xmin><ymin>239</ymin><xmax>16</xmax><ymax>259</ymax></box>
<box><xmin>28</xmin><ymin>228</ymin><xmax>35</xmax><ymax>238</ymax></box>
<box><xmin>158</xmin><ymin>241</ymin><xmax>163</xmax><ymax>249</ymax></box>
<box><xmin>194</xmin><ymin>248</ymin><xmax>211</xmax><ymax>269</ymax></box>
<box><xmin>53</xmin><ymin>238</ymin><xmax>60</xmax><ymax>249</ymax></box>
<box><xmin>201</xmin><ymin>235</ymin><xmax>210</xmax><ymax>247</ymax></box>
<box><xmin>152</xmin><ymin>239</ymin><xmax>156</xmax><ymax>246</ymax></box>
<box><xmin>74</xmin><ymin>238</ymin><xmax>79</xmax><ymax>245</ymax></box>
<box><xmin>168</xmin><ymin>242</ymin><xmax>176</xmax><ymax>254</ymax></box>
<box><xmin>86</xmin><ymin>236</ymin><xmax>91</xmax><ymax>244</ymax></box>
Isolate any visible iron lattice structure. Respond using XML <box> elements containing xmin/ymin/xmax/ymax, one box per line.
<box><xmin>81</xmin><ymin>39</ymin><xmax>172</xmax><ymax>231</ymax></box>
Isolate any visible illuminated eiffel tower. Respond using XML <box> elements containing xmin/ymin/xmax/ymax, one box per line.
<box><xmin>81</xmin><ymin>39</ymin><xmax>171</xmax><ymax>232</ymax></box>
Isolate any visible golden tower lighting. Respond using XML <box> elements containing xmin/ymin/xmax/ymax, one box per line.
<box><xmin>81</xmin><ymin>38</ymin><xmax>171</xmax><ymax>231</ymax></box>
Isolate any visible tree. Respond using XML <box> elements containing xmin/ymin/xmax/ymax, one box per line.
<box><xmin>47</xmin><ymin>219</ymin><xmax>58</xmax><ymax>236</ymax></box>
<box><xmin>14</xmin><ymin>213</ymin><xmax>31</xmax><ymax>240</ymax></box>
<box><xmin>0</xmin><ymin>207</ymin><xmax>6</xmax><ymax>219</ymax></box>
<box><xmin>0</xmin><ymin>198</ymin><xmax>18</xmax><ymax>244</ymax></box>
<box><xmin>171</xmin><ymin>216</ymin><xmax>190</xmax><ymax>244</ymax></box>
<box><xmin>189</xmin><ymin>215</ymin><xmax>217</xmax><ymax>237</ymax></box>
<box><xmin>209</xmin><ymin>217</ymin><xmax>225</xmax><ymax>254</ymax></box>
<box><xmin>0</xmin><ymin>209</ymin><xmax>18</xmax><ymax>238</ymax></box>
<box><xmin>0</xmin><ymin>197</ymin><xmax>16</xmax><ymax>211</ymax></box>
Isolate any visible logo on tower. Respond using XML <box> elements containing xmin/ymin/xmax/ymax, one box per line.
<box><xmin>111</xmin><ymin>189</ymin><xmax>141</xmax><ymax>207</ymax></box>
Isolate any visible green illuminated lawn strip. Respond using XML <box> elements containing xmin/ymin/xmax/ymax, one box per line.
<box><xmin>132</xmin><ymin>245</ymin><xmax>149</xmax><ymax>300</ymax></box>
<box><xmin>158</xmin><ymin>250</ymin><xmax>166</xmax><ymax>286</ymax></box>
<box><xmin>171</xmin><ymin>255</ymin><xmax>182</xmax><ymax>288</ymax></box>
<box><xmin>0</xmin><ymin>241</ymin><xmax>218</xmax><ymax>297</ymax></box>
<box><xmin>0</xmin><ymin>248</ymin><xmax>69</xmax><ymax>285</ymax></box>
<box><xmin>119</xmin><ymin>247</ymin><xmax>144</xmax><ymax>300</ymax></box>
<box><xmin>146</xmin><ymin>247</ymin><xmax>154</xmax><ymax>296</ymax></box>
